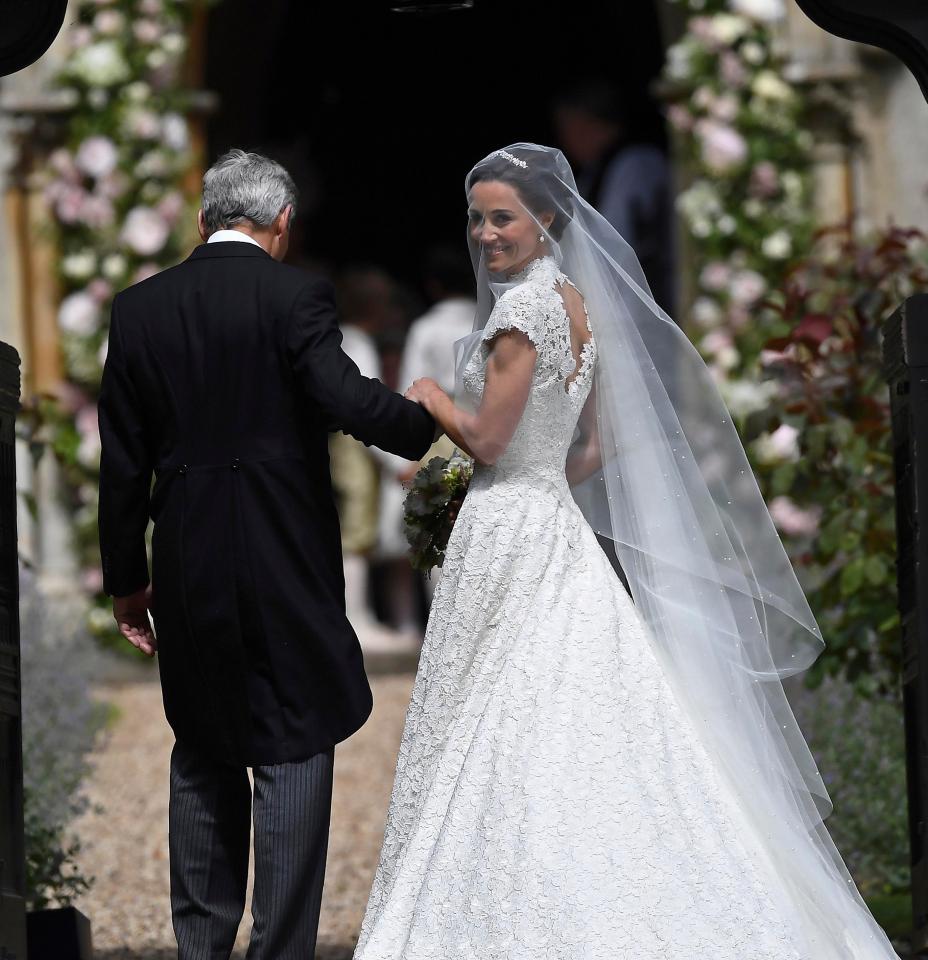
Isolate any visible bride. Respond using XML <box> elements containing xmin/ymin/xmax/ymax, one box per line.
<box><xmin>353</xmin><ymin>143</ymin><xmax>898</xmax><ymax>959</ymax></box>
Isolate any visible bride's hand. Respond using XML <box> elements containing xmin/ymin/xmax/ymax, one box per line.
<box><xmin>405</xmin><ymin>377</ymin><xmax>444</xmax><ymax>412</ymax></box>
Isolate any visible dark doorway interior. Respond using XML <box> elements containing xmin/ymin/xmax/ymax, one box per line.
<box><xmin>205</xmin><ymin>1</ymin><xmax>667</xmax><ymax>288</ymax></box>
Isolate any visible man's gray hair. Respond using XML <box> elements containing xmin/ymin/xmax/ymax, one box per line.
<box><xmin>201</xmin><ymin>149</ymin><xmax>297</xmax><ymax>234</ymax></box>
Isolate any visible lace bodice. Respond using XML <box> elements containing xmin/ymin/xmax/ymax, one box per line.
<box><xmin>462</xmin><ymin>256</ymin><xmax>596</xmax><ymax>487</ymax></box>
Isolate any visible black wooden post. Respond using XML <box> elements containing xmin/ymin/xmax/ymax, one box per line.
<box><xmin>884</xmin><ymin>294</ymin><xmax>928</xmax><ymax>954</ymax></box>
<box><xmin>0</xmin><ymin>343</ymin><xmax>24</xmax><ymax>957</ymax></box>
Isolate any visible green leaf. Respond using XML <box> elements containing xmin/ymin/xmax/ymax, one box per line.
<box><xmin>840</xmin><ymin>558</ymin><xmax>866</xmax><ymax>597</ymax></box>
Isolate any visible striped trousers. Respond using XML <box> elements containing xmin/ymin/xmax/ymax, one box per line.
<box><xmin>169</xmin><ymin>740</ymin><xmax>334</xmax><ymax>959</ymax></box>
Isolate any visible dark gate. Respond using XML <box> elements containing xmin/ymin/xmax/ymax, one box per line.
<box><xmin>0</xmin><ymin>343</ymin><xmax>25</xmax><ymax>958</ymax></box>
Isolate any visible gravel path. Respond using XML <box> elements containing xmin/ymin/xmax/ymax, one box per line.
<box><xmin>72</xmin><ymin>672</ymin><xmax>415</xmax><ymax>959</ymax></box>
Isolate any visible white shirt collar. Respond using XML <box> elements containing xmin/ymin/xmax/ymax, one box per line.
<box><xmin>207</xmin><ymin>229</ymin><xmax>263</xmax><ymax>248</ymax></box>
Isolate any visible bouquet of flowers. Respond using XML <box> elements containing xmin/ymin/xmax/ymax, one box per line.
<box><xmin>403</xmin><ymin>452</ymin><xmax>474</xmax><ymax>572</ymax></box>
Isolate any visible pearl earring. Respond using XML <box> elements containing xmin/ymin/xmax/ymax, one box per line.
<box><xmin>538</xmin><ymin>234</ymin><xmax>546</xmax><ymax>242</ymax></box>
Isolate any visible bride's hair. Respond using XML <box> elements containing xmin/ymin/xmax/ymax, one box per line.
<box><xmin>466</xmin><ymin>147</ymin><xmax>574</xmax><ymax>241</ymax></box>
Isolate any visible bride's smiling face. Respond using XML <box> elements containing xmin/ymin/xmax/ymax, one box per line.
<box><xmin>467</xmin><ymin>180</ymin><xmax>553</xmax><ymax>276</ymax></box>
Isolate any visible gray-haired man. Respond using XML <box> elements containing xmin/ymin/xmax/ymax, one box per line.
<box><xmin>97</xmin><ymin>149</ymin><xmax>435</xmax><ymax>957</ymax></box>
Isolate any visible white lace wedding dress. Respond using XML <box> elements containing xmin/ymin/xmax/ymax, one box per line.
<box><xmin>353</xmin><ymin>256</ymin><xmax>815</xmax><ymax>959</ymax></box>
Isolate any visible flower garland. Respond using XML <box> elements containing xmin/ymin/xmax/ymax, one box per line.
<box><xmin>663</xmin><ymin>0</ymin><xmax>816</xmax><ymax>419</ymax></box>
<box><xmin>41</xmin><ymin>0</ymin><xmax>204</xmax><ymax>641</ymax></box>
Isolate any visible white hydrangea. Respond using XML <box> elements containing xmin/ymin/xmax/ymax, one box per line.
<box><xmin>692</xmin><ymin>297</ymin><xmax>723</xmax><ymax>328</ymax></box>
<box><xmin>718</xmin><ymin>378</ymin><xmax>778</xmax><ymax>418</ymax></box>
<box><xmin>730</xmin><ymin>0</ymin><xmax>783</xmax><ymax>23</ymax></box>
<box><xmin>752</xmin><ymin>70</ymin><xmax>794</xmax><ymax>102</ymax></box>
<box><xmin>677</xmin><ymin>180</ymin><xmax>723</xmax><ymax>224</ymax></box>
<box><xmin>710</xmin><ymin>13</ymin><xmax>750</xmax><ymax>45</ymax></box>
<box><xmin>162</xmin><ymin>113</ymin><xmax>189</xmax><ymax>152</ymax></box>
<box><xmin>762</xmin><ymin>229</ymin><xmax>792</xmax><ymax>259</ymax></box>
<box><xmin>68</xmin><ymin>40</ymin><xmax>130</xmax><ymax>87</ymax></box>
<box><xmin>741</xmin><ymin>40</ymin><xmax>766</xmax><ymax>64</ymax></box>
<box><xmin>61</xmin><ymin>250</ymin><xmax>97</xmax><ymax>281</ymax></box>
<box><xmin>58</xmin><ymin>291</ymin><xmax>100</xmax><ymax>336</ymax></box>
<box><xmin>124</xmin><ymin>81</ymin><xmax>151</xmax><ymax>103</ymax></box>
<box><xmin>666</xmin><ymin>42</ymin><xmax>693</xmax><ymax>81</ymax></box>
<box><xmin>101</xmin><ymin>253</ymin><xmax>128</xmax><ymax>280</ymax></box>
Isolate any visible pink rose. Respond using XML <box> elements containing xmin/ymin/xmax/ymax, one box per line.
<box><xmin>80</xmin><ymin>194</ymin><xmax>116</xmax><ymax>229</ymax></box>
<box><xmin>749</xmin><ymin>161</ymin><xmax>780</xmax><ymax>198</ymax></box>
<box><xmin>769</xmin><ymin>496</ymin><xmax>821</xmax><ymax>537</ymax></box>
<box><xmin>700</xmin><ymin>261</ymin><xmax>732</xmax><ymax>292</ymax></box>
<box><xmin>75</xmin><ymin>135</ymin><xmax>118</xmax><ymax>179</ymax></box>
<box><xmin>720</xmin><ymin>51</ymin><xmax>749</xmax><ymax>88</ymax></box>
<box><xmin>696</xmin><ymin>120</ymin><xmax>748</xmax><ymax>173</ymax></box>
<box><xmin>121</xmin><ymin>207</ymin><xmax>170</xmax><ymax>257</ymax></box>
<box><xmin>133</xmin><ymin>262</ymin><xmax>161</xmax><ymax>284</ymax></box>
<box><xmin>88</xmin><ymin>278</ymin><xmax>113</xmax><ymax>303</ymax></box>
<box><xmin>666</xmin><ymin>104</ymin><xmax>694</xmax><ymax>133</ymax></box>
<box><xmin>55</xmin><ymin>186</ymin><xmax>90</xmax><ymax>224</ymax></box>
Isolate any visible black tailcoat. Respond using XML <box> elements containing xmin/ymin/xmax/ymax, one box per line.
<box><xmin>98</xmin><ymin>241</ymin><xmax>435</xmax><ymax>764</ymax></box>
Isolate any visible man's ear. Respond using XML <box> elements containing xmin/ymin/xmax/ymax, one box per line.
<box><xmin>197</xmin><ymin>208</ymin><xmax>208</xmax><ymax>242</ymax></box>
<box><xmin>277</xmin><ymin>205</ymin><xmax>293</xmax><ymax>237</ymax></box>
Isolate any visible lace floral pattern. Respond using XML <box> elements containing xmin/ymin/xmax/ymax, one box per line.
<box><xmin>354</xmin><ymin>257</ymin><xmax>809</xmax><ymax>959</ymax></box>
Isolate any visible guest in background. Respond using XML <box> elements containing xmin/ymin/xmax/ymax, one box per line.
<box><xmin>375</xmin><ymin>245</ymin><xmax>478</xmax><ymax>607</ymax></box>
<box><xmin>552</xmin><ymin>77</ymin><xmax>676</xmax><ymax>316</ymax></box>
<box><xmin>330</xmin><ymin>265</ymin><xmax>409</xmax><ymax>650</ymax></box>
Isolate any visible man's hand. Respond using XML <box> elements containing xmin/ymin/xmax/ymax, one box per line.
<box><xmin>113</xmin><ymin>586</ymin><xmax>157</xmax><ymax>657</ymax></box>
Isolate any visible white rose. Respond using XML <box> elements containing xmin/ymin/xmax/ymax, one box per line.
<box><xmin>101</xmin><ymin>253</ymin><xmax>128</xmax><ymax>280</ymax></box>
<box><xmin>123</xmin><ymin>108</ymin><xmax>161</xmax><ymax>140</ymax></box>
<box><xmin>754</xmin><ymin>424</ymin><xmax>800</xmax><ymax>464</ymax></box>
<box><xmin>666</xmin><ymin>43</ymin><xmax>693</xmax><ymax>81</ymax></box>
<box><xmin>162</xmin><ymin>113</ymin><xmax>189</xmax><ymax>152</ymax></box>
<box><xmin>741</xmin><ymin>41</ymin><xmax>766</xmax><ymax>64</ymax></box>
<box><xmin>761</xmin><ymin>229</ymin><xmax>792</xmax><ymax>259</ymax></box>
<box><xmin>136</xmin><ymin>151</ymin><xmax>169</xmax><ymax>178</ymax></box>
<box><xmin>124</xmin><ymin>81</ymin><xmax>151</xmax><ymax>103</ymax></box>
<box><xmin>719</xmin><ymin>379</ymin><xmax>778</xmax><ymax>418</ymax></box>
<box><xmin>61</xmin><ymin>251</ymin><xmax>97</xmax><ymax>281</ymax></box>
<box><xmin>730</xmin><ymin>0</ymin><xmax>783</xmax><ymax>22</ymax></box>
<box><xmin>75</xmin><ymin>135</ymin><xmax>118</xmax><ymax>179</ymax></box>
<box><xmin>69</xmin><ymin>40</ymin><xmax>130</xmax><ymax>87</ymax></box>
<box><xmin>146</xmin><ymin>49</ymin><xmax>168</xmax><ymax>70</ymax></box>
<box><xmin>729</xmin><ymin>269</ymin><xmax>767</xmax><ymax>305</ymax></box>
<box><xmin>58</xmin><ymin>291</ymin><xmax>100</xmax><ymax>336</ymax></box>
<box><xmin>752</xmin><ymin>70</ymin><xmax>794</xmax><ymax>101</ymax></box>
<box><xmin>710</xmin><ymin>14</ymin><xmax>750</xmax><ymax>45</ymax></box>
<box><xmin>717</xmin><ymin>214</ymin><xmax>737</xmax><ymax>235</ymax></box>
<box><xmin>93</xmin><ymin>9</ymin><xmax>125</xmax><ymax>34</ymax></box>
<box><xmin>692</xmin><ymin>297</ymin><xmax>723</xmax><ymax>328</ymax></box>
<box><xmin>121</xmin><ymin>206</ymin><xmax>170</xmax><ymax>257</ymax></box>
<box><xmin>161</xmin><ymin>33</ymin><xmax>187</xmax><ymax>56</ymax></box>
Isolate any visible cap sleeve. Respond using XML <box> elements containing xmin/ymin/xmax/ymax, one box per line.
<box><xmin>482</xmin><ymin>287</ymin><xmax>542</xmax><ymax>350</ymax></box>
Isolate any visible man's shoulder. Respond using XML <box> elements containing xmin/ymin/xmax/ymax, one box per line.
<box><xmin>115</xmin><ymin>253</ymin><xmax>329</xmax><ymax>310</ymax></box>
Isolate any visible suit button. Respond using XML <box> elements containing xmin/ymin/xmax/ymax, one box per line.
<box><xmin>231</xmin><ymin>458</ymin><xmax>240</xmax><ymax>471</ymax></box>
<box><xmin>178</xmin><ymin>464</ymin><xmax>188</xmax><ymax>475</ymax></box>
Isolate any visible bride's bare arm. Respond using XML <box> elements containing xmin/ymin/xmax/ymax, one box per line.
<box><xmin>405</xmin><ymin>330</ymin><xmax>537</xmax><ymax>466</ymax></box>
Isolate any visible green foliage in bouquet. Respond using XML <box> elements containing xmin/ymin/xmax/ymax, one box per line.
<box><xmin>404</xmin><ymin>455</ymin><xmax>473</xmax><ymax>573</ymax></box>
<box><xmin>750</xmin><ymin>225</ymin><xmax>928</xmax><ymax>693</ymax></box>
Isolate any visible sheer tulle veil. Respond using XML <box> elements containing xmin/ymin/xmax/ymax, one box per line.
<box><xmin>453</xmin><ymin>143</ymin><xmax>896</xmax><ymax>957</ymax></box>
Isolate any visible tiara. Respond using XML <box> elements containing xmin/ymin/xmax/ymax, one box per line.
<box><xmin>495</xmin><ymin>150</ymin><xmax>528</xmax><ymax>169</ymax></box>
